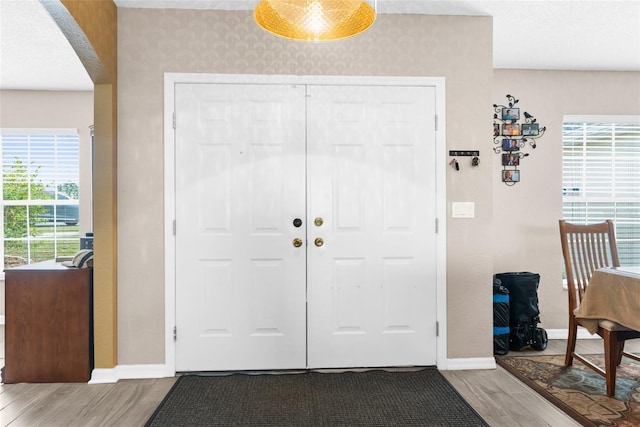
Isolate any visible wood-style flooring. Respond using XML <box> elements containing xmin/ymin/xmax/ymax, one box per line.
<box><xmin>2</xmin><ymin>327</ymin><xmax>638</xmax><ymax>427</ymax></box>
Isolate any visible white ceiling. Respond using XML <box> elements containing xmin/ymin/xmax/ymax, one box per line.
<box><xmin>1</xmin><ymin>0</ymin><xmax>639</xmax><ymax>91</ymax></box>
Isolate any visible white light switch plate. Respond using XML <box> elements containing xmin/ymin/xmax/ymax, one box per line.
<box><xmin>452</xmin><ymin>202</ymin><xmax>475</xmax><ymax>218</ymax></box>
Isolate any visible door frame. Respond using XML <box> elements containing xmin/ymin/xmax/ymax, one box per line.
<box><xmin>163</xmin><ymin>73</ymin><xmax>447</xmax><ymax>376</ymax></box>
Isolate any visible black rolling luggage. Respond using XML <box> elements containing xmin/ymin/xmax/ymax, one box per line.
<box><xmin>493</xmin><ymin>278</ymin><xmax>510</xmax><ymax>355</ymax></box>
<box><xmin>494</xmin><ymin>272</ymin><xmax>548</xmax><ymax>351</ymax></box>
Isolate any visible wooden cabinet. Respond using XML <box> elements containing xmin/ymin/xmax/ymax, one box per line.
<box><xmin>2</xmin><ymin>261</ymin><xmax>93</xmax><ymax>383</ymax></box>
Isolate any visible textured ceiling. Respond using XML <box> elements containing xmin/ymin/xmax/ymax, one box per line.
<box><xmin>1</xmin><ymin>0</ymin><xmax>639</xmax><ymax>91</ymax></box>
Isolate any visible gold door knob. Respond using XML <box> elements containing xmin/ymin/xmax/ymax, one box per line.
<box><xmin>314</xmin><ymin>217</ymin><xmax>324</xmax><ymax>227</ymax></box>
<box><xmin>314</xmin><ymin>237</ymin><xmax>324</xmax><ymax>247</ymax></box>
<box><xmin>293</xmin><ymin>238</ymin><xmax>303</xmax><ymax>248</ymax></box>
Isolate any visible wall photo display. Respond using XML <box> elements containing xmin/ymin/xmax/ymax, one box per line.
<box><xmin>493</xmin><ymin>94</ymin><xmax>546</xmax><ymax>186</ymax></box>
<box><xmin>501</xmin><ymin>139</ymin><xmax>519</xmax><ymax>152</ymax></box>
<box><xmin>502</xmin><ymin>123</ymin><xmax>520</xmax><ymax>136</ymax></box>
<box><xmin>522</xmin><ymin>123</ymin><xmax>539</xmax><ymax>136</ymax></box>
<box><xmin>502</xmin><ymin>153</ymin><xmax>520</xmax><ymax>166</ymax></box>
<box><xmin>502</xmin><ymin>108</ymin><xmax>520</xmax><ymax>121</ymax></box>
<box><xmin>502</xmin><ymin>169</ymin><xmax>520</xmax><ymax>183</ymax></box>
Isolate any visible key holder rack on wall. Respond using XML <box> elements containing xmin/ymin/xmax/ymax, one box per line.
<box><xmin>493</xmin><ymin>94</ymin><xmax>546</xmax><ymax>186</ymax></box>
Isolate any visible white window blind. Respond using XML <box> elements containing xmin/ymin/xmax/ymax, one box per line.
<box><xmin>1</xmin><ymin>129</ymin><xmax>80</xmax><ymax>269</ymax></box>
<box><xmin>562</xmin><ymin>116</ymin><xmax>640</xmax><ymax>266</ymax></box>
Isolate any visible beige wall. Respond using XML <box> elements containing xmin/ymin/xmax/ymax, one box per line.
<box><xmin>492</xmin><ymin>70</ymin><xmax>640</xmax><ymax>330</ymax></box>
<box><xmin>0</xmin><ymin>89</ymin><xmax>94</xmax><ymax>318</ymax></box>
<box><xmin>0</xmin><ymin>90</ymin><xmax>94</xmax><ymax>236</ymax></box>
<box><xmin>7</xmin><ymin>11</ymin><xmax>637</xmax><ymax>369</ymax></box>
<box><xmin>8</xmin><ymin>14</ymin><xmax>638</xmax><ymax>369</ymax></box>
<box><xmin>117</xmin><ymin>9</ymin><xmax>494</xmax><ymax>364</ymax></box>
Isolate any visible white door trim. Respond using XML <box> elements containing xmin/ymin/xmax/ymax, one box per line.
<box><xmin>163</xmin><ymin>73</ymin><xmax>448</xmax><ymax>376</ymax></box>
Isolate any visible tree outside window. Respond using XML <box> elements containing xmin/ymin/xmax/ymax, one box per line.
<box><xmin>1</xmin><ymin>131</ymin><xmax>80</xmax><ymax>269</ymax></box>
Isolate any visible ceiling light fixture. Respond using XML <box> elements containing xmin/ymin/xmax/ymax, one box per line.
<box><xmin>254</xmin><ymin>0</ymin><xmax>376</xmax><ymax>42</ymax></box>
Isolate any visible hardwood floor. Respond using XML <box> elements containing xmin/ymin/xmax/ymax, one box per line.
<box><xmin>2</xmin><ymin>329</ymin><xmax>638</xmax><ymax>427</ymax></box>
<box><xmin>444</xmin><ymin>339</ymin><xmax>640</xmax><ymax>427</ymax></box>
<box><xmin>443</xmin><ymin>340</ymin><xmax>580</xmax><ymax>427</ymax></box>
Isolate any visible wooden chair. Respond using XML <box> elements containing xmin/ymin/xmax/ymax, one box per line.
<box><xmin>559</xmin><ymin>219</ymin><xmax>640</xmax><ymax>396</ymax></box>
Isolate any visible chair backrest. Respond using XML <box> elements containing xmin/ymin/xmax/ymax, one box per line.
<box><xmin>559</xmin><ymin>219</ymin><xmax>620</xmax><ymax>312</ymax></box>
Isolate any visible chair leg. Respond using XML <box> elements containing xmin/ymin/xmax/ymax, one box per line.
<box><xmin>565</xmin><ymin>318</ymin><xmax>578</xmax><ymax>366</ymax></box>
<box><xmin>603</xmin><ymin>329</ymin><xmax>618</xmax><ymax>397</ymax></box>
<box><xmin>617</xmin><ymin>341</ymin><xmax>625</xmax><ymax>365</ymax></box>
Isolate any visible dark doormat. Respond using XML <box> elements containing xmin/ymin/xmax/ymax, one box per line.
<box><xmin>146</xmin><ymin>368</ymin><xmax>488</xmax><ymax>426</ymax></box>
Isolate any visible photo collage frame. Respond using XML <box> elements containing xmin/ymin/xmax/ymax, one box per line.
<box><xmin>493</xmin><ymin>95</ymin><xmax>546</xmax><ymax>186</ymax></box>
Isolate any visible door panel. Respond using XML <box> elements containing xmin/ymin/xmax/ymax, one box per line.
<box><xmin>174</xmin><ymin>81</ymin><xmax>438</xmax><ymax>371</ymax></box>
<box><xmin>174</xmin><ymin>83</ymin><xmax>307</xmax><ymax>371</ymax></box>
<box><xmin>306</xmin><ymin>85</ymin><xmax>437</xmax><ymax>368</ymax></box>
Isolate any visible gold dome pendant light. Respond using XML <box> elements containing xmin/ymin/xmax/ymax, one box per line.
<box><xmin>254</xmin><ymin>0</ymin><xmax>376</xmax><ymax>42</ymax></box>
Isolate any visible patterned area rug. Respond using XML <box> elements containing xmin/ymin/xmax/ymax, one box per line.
<box><xmin>145</xmin><ymin>368</ymin><xmax>488</xmax><ymax>426</ymax></box>
<box><xmin>497</xmin><ymin>354</ymin><xmax>640</xmax><ymax>427</ymax></box>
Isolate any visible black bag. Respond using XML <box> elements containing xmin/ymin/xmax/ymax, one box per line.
<box><xmin>509</xmin><ymin>321</ymin><xmax>548</xmax><ymax>351</ymax></box>
<box><xmin>532</xmin><ymin>326</ymin><xmax>548</xmax><ymax>351</ymax></box>
<box><xmin>494</xmin><ymin>272</ymin><xmax>548</xmax><ymax>351</ymax></box>
<box><xmin>492</xmin><ymin>278</ymin><xmax>510</xmax><ymax>355</ymax></box>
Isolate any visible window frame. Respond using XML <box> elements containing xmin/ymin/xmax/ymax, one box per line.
<box><xmin>562</xmin><ymin>115</ymin><xmax>640</xmax><ymax>268</ymax></box>
<box><xmin>0</xmin><ymin>128</ymin><xmax>81</xmax><ymax>275</ymax></box>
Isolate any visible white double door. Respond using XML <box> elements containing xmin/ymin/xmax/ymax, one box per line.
<box><xmin>174</xmin><ymin>81</ymin><xmax>437</xmax><ymax>371</ymax></box>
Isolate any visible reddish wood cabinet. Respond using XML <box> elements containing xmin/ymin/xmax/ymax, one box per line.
<box><xmin>3</xmin><ymin>261</ymin><xmax>93</xmax><ymax>383</ymax></box>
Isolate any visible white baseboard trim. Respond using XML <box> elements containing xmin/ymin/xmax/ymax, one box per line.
<box><xmin>545</xmin><ymin>328</ymin><xmax>599</xmax><ymax>340</ymax></box>
<box><xmin>89</xmin><ymin>368</ymin><xmax>119</xmax><ymax>384</ymax></box>
<box><xmin>118</xmin><ymin>364</ymin><xmax>170</xmax><ymax>380</ymax></box>
<box><xmin>442</xmin><ymin>330</ymin><xmax>599</xmax><ymax>371</ymax></box>
<box><xmin>85</xmin><ymin>332</ymin><xmax>600</xmax><ymax>383</ymax></box>
<box><xmin>445</xmin><ymin>357</ymin><xmax>496</xmax><ymax>371</ymax></box>
<box><xmin>89</xmin><ymin>364</ymin><xmax>171</xmax><ymax>383</ymax></box>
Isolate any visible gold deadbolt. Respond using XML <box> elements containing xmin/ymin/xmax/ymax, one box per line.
<box><xmin>314</xmin><ymin>217</ymin><xmax>324</xmax><ymax>227</ymax></box>
<box><xmin>314</xmin><ymin>237</ymin><xmax>324</xmax><ymax>247</ymax></box>
<box><xmin>293</xmin><ymin>238</ymin><xmax>303</xmax><ymax>248</ymax></box>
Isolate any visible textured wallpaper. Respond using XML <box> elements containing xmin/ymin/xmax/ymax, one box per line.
<box><xmin>117</xmin><ymin>8</ymin><xmax>494</xmax><ymax>364</ymax></box>
<box><xmin>119</xmin><ymin>10</ymin><xmax>486</xmax><ymax>77</ymax></box>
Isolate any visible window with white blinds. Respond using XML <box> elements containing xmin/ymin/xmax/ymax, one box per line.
<box><xmin>1</xmin><ymin>129</ymin><xmax>80</xmax><ymax>269</ymax></box>
<box><xmin>562</xmin><ymin>116</ymin><xmax>640</xmax><ymax>266</ymax></box>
